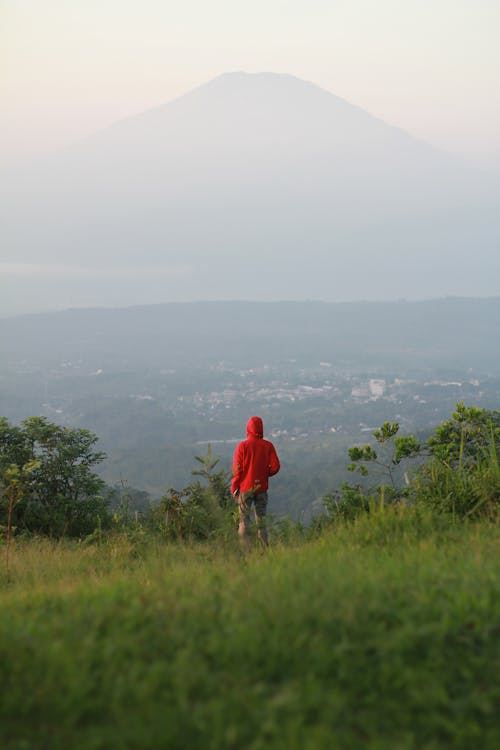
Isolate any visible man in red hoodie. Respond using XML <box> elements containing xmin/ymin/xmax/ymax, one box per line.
<box><xmin>231</xmin><ymin>416</ymin><xmax>280</xmax><ymax>548</ymax></box>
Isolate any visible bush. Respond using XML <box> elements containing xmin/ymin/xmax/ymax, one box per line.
<box><xmin>412</xmin><ymin>449</ymin><xmax>500</xmax><ymax>520</ymax></box>
<box><xmin>153</xmin><ymin>445</ymin><xmax>235</xmax><ymax>541</ymax></box>
<box><xmin>320</xmin><ymin>404</ymin><xmax>500</xmax><ymax>523</ymax></box>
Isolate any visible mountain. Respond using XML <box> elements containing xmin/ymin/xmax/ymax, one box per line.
<box><xmin>2</xmin><ymin>72</ymin><xmax>499</xmax><ymax>315</ymax></box>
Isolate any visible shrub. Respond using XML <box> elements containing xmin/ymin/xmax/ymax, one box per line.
<box><xmin>154</xmin><ymin>445</ymin><xmax>234</xmax><ymax>541</ymax></box>
<box><xmin>320</xmin><ymin>404</ymin><xmax>500</xmax><ymax>523</ymax></box>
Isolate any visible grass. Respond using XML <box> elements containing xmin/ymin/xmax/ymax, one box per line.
<box><xmin>1</xmin><ymin>510</ymin><xmax>499</xmax><ymax>750</ymax></box>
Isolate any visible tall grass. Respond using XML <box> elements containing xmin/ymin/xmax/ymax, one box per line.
<box><xmin>1</xmin><ymin>510</ymin><xmax>499</xmax><ymax>750</ymax></box>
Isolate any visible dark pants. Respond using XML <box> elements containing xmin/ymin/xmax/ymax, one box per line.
<box><xmin>238</xmin><ymin>491</ymin><xmax>269</xmax><ymax>547</ymax></box>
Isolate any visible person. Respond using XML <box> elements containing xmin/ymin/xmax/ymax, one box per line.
<box><xmin>231</xmin><ymin>416</ymin><xmax>280</xmax><ymax>549</ymax></box>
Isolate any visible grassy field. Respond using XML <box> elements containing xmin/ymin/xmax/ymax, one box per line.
<box><xmin>1</xmin><ymin>509</ymin><xmax>499</xmax><ymax>750</ymax></box>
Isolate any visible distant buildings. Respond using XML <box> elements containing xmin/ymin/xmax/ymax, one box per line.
<box><xmin>351</xmin><ymin>379</ymin><xmax>386</xmax><ymax>400</ymax></box>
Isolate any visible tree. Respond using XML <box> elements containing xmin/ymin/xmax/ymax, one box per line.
<box><xmin>157</xmin><ymin>444</ymin><xmax>233</xmax><ymax>540</ymax></box>
<box><xmin>321</xmin><ymin>420</ymin><xmax>420</xmax><ymax>520</ymax></box>
<box><xmin>426</xmin><ymin>402</ymin><xmax>500</xmax><ymax>466</ymax></box>
<box><xmin>415</xmin><ymin>404</ymin><xmax>500</xmax><ymax>519</ymax></box>
<box><xmin>0</xmin><ymin>417</ymin><xmax>110</xmax><ymax>538</ymax></box>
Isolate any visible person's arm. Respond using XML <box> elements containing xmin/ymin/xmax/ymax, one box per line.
<box><xmin>231</xmin><ymin>443</ymin><xmax>243</xmax><ymax>495</ymax></box>
<box><xmin>268</xmin><ymin>444</ymin><xmax>280</xmax><ymax>477</ymax></box>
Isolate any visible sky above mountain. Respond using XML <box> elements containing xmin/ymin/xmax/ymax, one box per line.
<box><xmin>1</xmin><ymin>71</ymin><xmax>499</xmax><ymax>316</ymax></box>
<box><xmin>1</xmin><ymin>0</ymin><xmax>499</xmax><ymax>173</ymax></box>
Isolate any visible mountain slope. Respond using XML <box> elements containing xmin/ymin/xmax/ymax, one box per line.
<box><xmin>2</xmin><ymin>72</ymin><xmax>499</xmax><ymax>314</ymax></box>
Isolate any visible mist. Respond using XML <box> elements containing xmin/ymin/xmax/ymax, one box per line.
<box><xmin>2</xmin><ymin>72</ymin><xmax>499</xmax><ymax>317</ymax></box>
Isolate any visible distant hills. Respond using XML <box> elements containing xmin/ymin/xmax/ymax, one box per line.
<box><xmin>2</xmin><ymin>72</ymin><xmax>499</xmax><ymax>315</ymax></box>
<box><xmin>2</xmin><ymin>298</ymin><xmax>500</xmax><ymax>372</ymax></box>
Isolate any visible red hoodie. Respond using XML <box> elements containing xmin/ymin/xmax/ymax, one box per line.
<box><xmin>231</xmin><ymin>416</ymin><xmax>280</xmax><ymax>495</ymax></box>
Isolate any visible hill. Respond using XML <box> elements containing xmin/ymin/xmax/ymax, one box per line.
<box><xmin>2</xmin><ymin>297</ymin><xmax>500</xmax><ymax>370</ymax></box>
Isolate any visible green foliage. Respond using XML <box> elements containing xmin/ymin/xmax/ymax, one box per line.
<box><xmin>346</xmin><ymin>421</ymin><xmax>420</xmax><ymax>488</ymax></box>
<box><xmin>321</xmin><ymin>482</ymin><xmax>371</xmax><ymax>522</ymax></box>
<box><xmin>413</xmin><ymin>442</ymin><xmax>500</xmax><ymax>520</ymax></box>
<box><xmin>413</xmin><ymin>403</ymin><xmax>500</xmax><ymax>518</ymax></box>
<box><xmin>347</xmin><ymin>444</ymin><xmax>377</xmax><ymax>474</ymax></box>
<box><xmin>393</xmin><ymin>433</ymin><xmax>421</xmax><ymax>462</ymax></box>
<box><xmin>154</xmin><ymin>444</ymin><xmax>234</xmax><ymax>541</ymax></box>
<box><xmin>323</xmin><ymin>404</ymin><xmax>500</xmax><ymax>522</ymax></box>
<box><xmin>191</xmin><ymin>443</ymin><xmax>233</xmax><ymax>510</ymax></box>
<box><xmin>0</xmin><ymin>416</ymin><xmax>110</xmax><ymax>538</ymax></box>
<box><xmin>264</xmin><ymin>513</ymin><xmax>307</xmax><ymax>546</ymax></box>
<box><xmin>1</xmin><ymin>459</ymin><xmax>40</xmax><ymax>579</ymax></box>
<box><xmin>372</xmin><ymin>420</ymin><xmax>400</xmax><ymax>443</ymax></box>
<box><xmin>107</xmin><ymin>482</ymin><xmax>152</xmax><ymax>528</ymax></box>
<box><xmin>337</xmin><ymin>420</ymin><xmax>419</xmax><ymax>518</ymax></box>
<box><xmin>427</xmin><ymin>401</ymin><xmax>500</xmax><ymax>466</ymax></box>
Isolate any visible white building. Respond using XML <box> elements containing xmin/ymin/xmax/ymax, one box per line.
<box><xmin>369</xmin><ymin>379</ymin><xmax>386</xmax><ymax>398</ymax></box>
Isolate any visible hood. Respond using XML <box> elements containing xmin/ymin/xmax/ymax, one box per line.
<box><xmin>246</xmin><ymin>416</ymin><xmax>264</xmax><ymax>439</ymax></box>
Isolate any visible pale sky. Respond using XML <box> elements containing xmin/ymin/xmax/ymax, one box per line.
<box><xmin>1</xmin><ymin>0</ymin><xmax>500</xmax><ymax>172</ymax></box>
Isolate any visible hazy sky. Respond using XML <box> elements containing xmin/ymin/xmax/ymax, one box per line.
<box><xmin>1</xmin><ymin>0</ymin><xmax>500</xmax><ymax>172</ymax></box>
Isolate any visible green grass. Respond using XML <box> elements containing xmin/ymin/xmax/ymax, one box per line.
<box><xmin>1</xmin><ymin>512</ymin><xmax>499</xmax><ymax>750</ymax></box>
